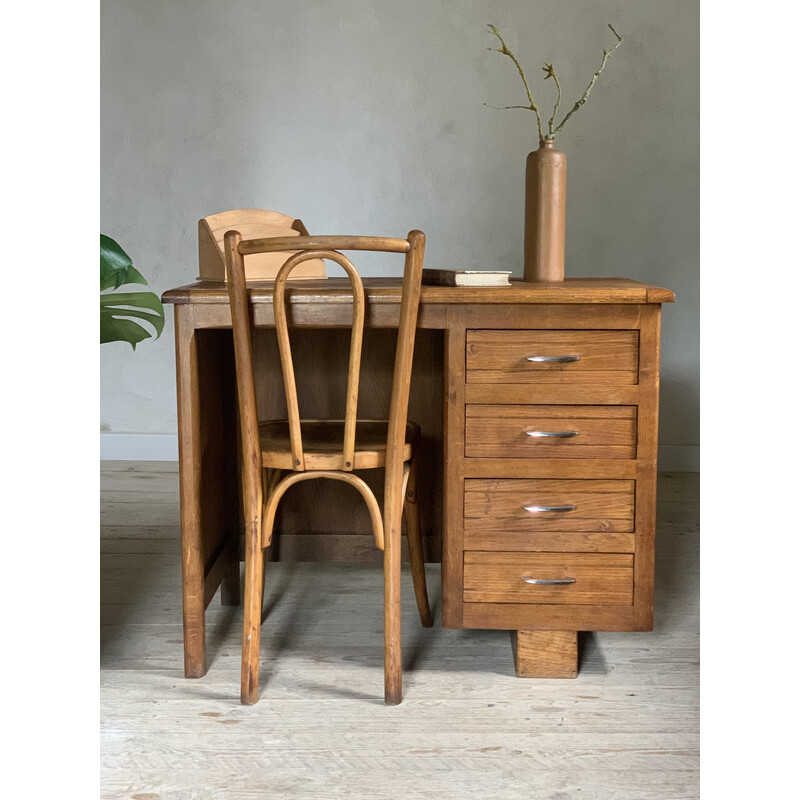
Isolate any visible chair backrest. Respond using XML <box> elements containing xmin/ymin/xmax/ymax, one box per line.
<box><xmin>224</xmin><ymin>231</ymin><xmax>426</xmax><ymax>512</ymax></box>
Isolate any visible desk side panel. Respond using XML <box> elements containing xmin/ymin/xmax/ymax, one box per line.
<box><xmin>174</xmin><ymin>311</ymin><xmax>241</xmax><ymax>676</ymax></box>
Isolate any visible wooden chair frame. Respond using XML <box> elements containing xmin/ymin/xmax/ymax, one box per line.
<box><xmin>224</xmin><ymin>230</ymin><xmax>431</xmax><ymax>705</ymax></box>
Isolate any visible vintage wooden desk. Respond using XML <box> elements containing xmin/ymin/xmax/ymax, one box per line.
<box><xmin>162</xmin><ymin>277</ymin><xmax>674</xmax><ymax>680</ymax></box>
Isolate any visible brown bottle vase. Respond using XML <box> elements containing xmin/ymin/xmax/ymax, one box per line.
<box><xmin>524</xmin><ymin>139</ymin><xmax>566</xmax><ymax>282</ymax></box>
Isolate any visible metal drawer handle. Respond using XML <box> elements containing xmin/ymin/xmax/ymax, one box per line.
<box><xmin>525</xmin><ymin>430</ymin><xmax>578</xmax><ymax>438</ymax></box>
<box><xmin>521</xmin><ymin>575</ymin><xmax>576</xmax><ymax>585</ymax></box>
<box><xmin>525</xmin><ymin>355</ymin><xmax>580</xmax><ymax>363</ymax></box>
<box><xmin>523</xmin><ymin>504</ymin><xmax>576</xmax><ymax>513</ymax></box>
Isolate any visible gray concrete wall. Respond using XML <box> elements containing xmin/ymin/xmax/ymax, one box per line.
<box><xmin>101</xmin><ymin>0</ymin><xmax>699</xmax><ymax>467</ymax></box>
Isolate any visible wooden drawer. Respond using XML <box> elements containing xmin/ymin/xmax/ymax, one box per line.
<box><xmin>465</xmin><ymin>478</ymin><xmax>634</xmax><ymax>531</ymax></box>
<box><xmin>463</xmin><ymin>552</ymin><xmax>634</xmax><ymax>605</ymax></box>
<box><xmin>466</xmin><ymin>330</ymin><xmax>639</xmax><ymax>384</ymax></box>
<box><xmin>465</xmin><ymin>405</ymin><xmax>637</xmax><ymax>459</ymax></box>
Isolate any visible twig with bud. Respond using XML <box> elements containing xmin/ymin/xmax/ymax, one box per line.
<box><xmin>487</xmin><ymin>23</ymin><xmax>623</xmax><ymax>141</ymax></box>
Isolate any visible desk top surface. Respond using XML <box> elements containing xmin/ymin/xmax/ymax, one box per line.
<box><xmin>163</xmin><ymin>277</ymin><xmax>675</xmax><ymax>306</ymax></box>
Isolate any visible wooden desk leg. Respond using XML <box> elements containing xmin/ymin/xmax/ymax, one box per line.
<box><xmin>175</xmin><ymin>306</ymin><xmax>208</xmax><ymax>678</ymax></box>
<box><xmin>176</xmin><ymin>313</ymin><xmax>242</xmax><ymax>678</ymax></box>
<box><xmin>512</xmin><ymin>630</ymin><xmax>578</xmax><ymax>679</ymax></box>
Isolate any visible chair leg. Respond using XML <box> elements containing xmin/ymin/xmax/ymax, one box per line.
<box><xmin>404</xmin><ymin>455</ymin><xmax>433</xmax><ymax>627</ymax></box>
<box><xmin>384</xmin><ymin>499</ymin><xmax>403</xmax><ymax>705</ymax></box>
<box><xmin>260</xmin><ymin>469</ymin><xmax>283</xmax><ymax>609</ymax></box>
<box><xmin>241</xmin><ymin>519</ymin><xmax>264</xmax><ymax>705</ymax></box>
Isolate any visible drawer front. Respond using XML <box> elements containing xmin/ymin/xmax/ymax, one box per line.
<box><xmin>463</xmin><ymin>552</ymin><xmax>634</xmax><ymax>605</ymax></box>
<box><xmin>466</xmin><ymin>330</ymin><xmax>639</xmax><ymax>385</ymax></box>
<box><xmin>464</xmin><ymin>479</ymin><xmax>634</xmax><ymax>533</ymax></box>
<box><xmin>465</xmin><ymin>405</ymin><xmax>637</xmax><ymax>459</ymax></box>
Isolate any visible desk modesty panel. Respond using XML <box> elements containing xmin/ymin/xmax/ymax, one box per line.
<box><xmin>162</xmin><ymin>277</ymin><xmax>674</xmax><ymax>680</ymax></box>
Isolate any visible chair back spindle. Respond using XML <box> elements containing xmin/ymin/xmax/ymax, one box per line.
<box><xmin>272</xmin><ymin>251</ymin><xmax>365</xmax><ymax>472</ymax></box>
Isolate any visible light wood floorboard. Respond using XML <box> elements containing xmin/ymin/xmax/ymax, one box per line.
<box><xmin>100</xmin><ymin>462</ymin><xmax>699</xmax><ymax>800</ymax></box>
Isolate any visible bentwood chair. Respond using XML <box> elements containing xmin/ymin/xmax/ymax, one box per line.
<box><xmin>224</xmin><ymin>229</ymin><xmax>433</xmax><ymax>705</ymax></box>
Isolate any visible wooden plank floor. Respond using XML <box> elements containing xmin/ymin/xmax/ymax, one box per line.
<box><xmin>100</xmin><ymin>463</ymin><xmax>699</xmax><ymax>800</ymax></box>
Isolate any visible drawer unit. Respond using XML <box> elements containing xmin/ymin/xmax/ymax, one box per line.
<box><xmin>465</xmin><ymin>404</ymin><xmax>637</xmax><ymax>459</ymax></box>
<box><xmin>463</xmin><ymin>552</ymin><xmax>634</xmax><ymax>605</ymax></box>
<box><xmin>442</xmin><ymin>294</ymin><xmax>672</xmax><ymax>679</ymax></box>
<box><xmin>466</xmin><ymin>330</ymin><xmax>639</xmax><ymax>384</ymax></box>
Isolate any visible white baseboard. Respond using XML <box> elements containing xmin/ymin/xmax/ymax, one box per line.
<box><xmin>100</xmin><ymin>433</ymin><xmax>700</xmax><ymax>472</ymax></box>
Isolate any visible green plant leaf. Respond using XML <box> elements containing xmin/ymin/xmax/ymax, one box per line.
<box><xmin>101</xmin><ymin>234</ymin><xmax>149</xmax><ymax>291</ymax></box>
<box><xmin>100</xmin><ymin>235</ymin><xmax>166</xmax><ymax>349</ymax></box>
<box><xmin>100</xmin><ymin>315</ymin><xmax>155</xmax><ymax>350</ymax></box>
<box><xmin>100</xmin><ymin>291</ymin><xmax>166</xmax><ymax>348</ymax></box>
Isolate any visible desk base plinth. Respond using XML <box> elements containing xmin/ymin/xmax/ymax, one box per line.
<box><xmin>511</xmin><ymin>630</ymin><xmax>579</xmax><ymax>679</ymax></box>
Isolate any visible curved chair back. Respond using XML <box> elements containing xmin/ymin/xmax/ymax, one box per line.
<box><xmin>224</xmin><ymin>231</ymin><xmax>426</xmax><ymax>520</ymax></box>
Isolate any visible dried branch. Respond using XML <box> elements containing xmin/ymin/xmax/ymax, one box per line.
<box><xmin>487</xmin><ymin>24</ymin><xmax>544</xmax><ymax>141</ymax></box>
<box><xmin>542</xmin><ymin>63</ymin><xmax>561</xmax><ymax>138</ymax></box>
<box><xmin>486</xmin><ymin>23</ymin><xmax>624</xmax><ymax>142</ymax></box>
<box><xmin>552</xmin><ymin>24</ymin><xmax>623</xmax><ymax>137</ymax></box>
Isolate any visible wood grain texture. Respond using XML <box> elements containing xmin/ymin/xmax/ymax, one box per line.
<box><xmin>465</xmin><ymin>405</ymin><xmax>637</xmax><ymax>459</ymax></box>
<box><xmin>466</xmin><ymin>330</ymin><xmax>638</xmax><ymax>384</ymax></box>
<box><xmin>198</xmin><ymin>209</ymin><xmax>326</xmax><ymax>281</ymax></box>
<box><xmin>463</xmin><ymin>553</ymin><xmax>634</xmax><ymax>605</ymax></box>
<box><xmin>162</xmin><ymin>277</ymin><xmax>675</xmax><ymax>308</ymax></box>
<box><xmin>271</xmin><ymin>249</ymin><xmax>366</xmax><ymax>472</ymax></box>
<box><xmin>441</xmin><ymin>307</ymin><xmax>467</xmax><ymax>630</ymax></box>
<box><xmin>454</xmin><ymin>299</ymin><xmax>667</xmax><ymax>671</ymax></box>
<box><xmin>382</xmin><ymin>230</ymin><xmax>427</xmax><ymax>704</ymax></box>
<box><xmin>249</xmin><ymin>327</ymin><xmax>443</xmax><ymax>547</ymax></box>
<box><xmin>462</xmin><ymin>602</ymin><xmax>634</xmax><ymax>631</ymax></box>
<box><xmin>464</xmin><ymin>478</ymin><xmax>635</xmax><ymax>533</ymax></box>
<box><xmin>462</xmin><ymin>458</ymin><xmax>637</xmax><ymax>479</ymax></box>
<box><xmin>163</xmin><ymin>278</ymin><xmax>672</xmax><ymax>692</ymax></box>
<box><xmin>225</xmin><ymin>231</ymin><xmax>266</xmax><ymax>703</ymax></box>
<box><xmin>513</xmin><ymin>630</ymin><xmax>578</xmax><ymax>678</ymax></box>
<box><xmin>174</xmin><ymin>308</ymin><xmax>241</xmax><ymax>678</ymax></box>
<box><xmin>464</xmin><ymin>383</ymin><xmax>640</xmax><ymax>405</ymax></box>
<box><xmin>464</xmin><ymin>529</ymin><xmax>635</xmax><ymax>553</ymax></box>
<box><xmin>173</xmin><ymin>304</ymin><xmax>206</xmax><ymax>678</ymax></box>
<box><xmin>223</xmin><ymin>230</ymin><xmax>430</xmax><ymax>705</ymax></box>
<box><xmin>632</xmin><ymin>305</ymin><xmax>663</xmax><ymax>631</ymax></box>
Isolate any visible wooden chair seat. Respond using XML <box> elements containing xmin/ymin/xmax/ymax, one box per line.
<box><xmin>259</xmin><ymin>419</ymin><xmax>419</xmax><ymax>471</ymax></box>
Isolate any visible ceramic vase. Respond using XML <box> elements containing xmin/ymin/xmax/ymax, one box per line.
<box><xmin>524</xmin><ymin>139</ymin><xmax>566</xmax><ymax>282</ymax></box>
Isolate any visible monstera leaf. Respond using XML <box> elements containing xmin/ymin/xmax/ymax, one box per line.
<box><xmin>100</xmin><ymin>235</ymin><xmax>165</xmax><ymax>349</ymax></box>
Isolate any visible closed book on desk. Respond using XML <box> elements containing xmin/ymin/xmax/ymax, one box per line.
<box><xmin>422</xmin><ymin>268</ymin><xmax>511</xmax><ymax>287</ymax></box>
<box><xmin>198</xmin><ymin>209</ymin><xmax>327</xmax><ymax>282</ymax></box>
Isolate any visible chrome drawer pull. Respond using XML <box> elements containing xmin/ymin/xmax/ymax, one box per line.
<box><xmin>523</xmin><ymin>503</ymin><xmax>576</xmax><ymax>513</ymax></box>
<box><xmin>525</xmin><ymin>355</ymin><xmax>580</xmax><ymax>363</ymax></box>
<box><xmin>521</xmin><ymin>575</ymin><xmax>576</xmax><ymax>585</ymax></box>
<box><xmin>525</xmin><ymin>430</ymin><xmax>578</xmax><ymax>438</ymax></box>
